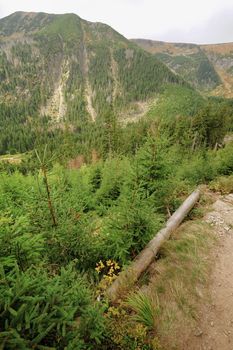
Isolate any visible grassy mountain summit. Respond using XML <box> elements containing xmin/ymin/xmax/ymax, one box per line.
<box><xmin>0</xmin><ymin>11</ymin><xmax>56</xmax><ymax>35</ymax></box>
<box><xmin>0</xmin><ymin>11</ymin><xmax>185</xmax><ymax>154</ymax></box>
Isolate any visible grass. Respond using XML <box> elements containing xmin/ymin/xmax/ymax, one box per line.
<box><xmin>37</xmin><ymin>14</ymin><xmax>82</xmax><ymax>42</ymax></box>
<box><xmin>127</xmin><ymin>291</ymin><xmax>160</xmax><ymax>329</ymax></box>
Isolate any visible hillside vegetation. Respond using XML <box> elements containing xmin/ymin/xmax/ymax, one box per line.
<box><xmin>1</xmin><ymin>10</ymin><xmax>233</xmax><ymax>350</ymax></box>
<box><xmin>0</xmin><ymin>11</ymin><xmax>182</xmax><ymax>155</ymax></box>
<box><xmin>1</xmin><ymin>93</ymin><xmax>233</xmax><ymax>348</ymax></box>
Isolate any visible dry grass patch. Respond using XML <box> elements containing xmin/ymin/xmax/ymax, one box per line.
<box><xmin>0</xmin><ymin>153</ymin><xmax>23</xmax><ymax>164</ymax></box>
<box><xmin>126</xmin><ymin>219</ymin><xmax>216</xmax><ymax>350</ymax></box>
<box><xmin>209</xmin><ymin>175</ymin><xmax>233</xmax><ymax>194</ymax></box>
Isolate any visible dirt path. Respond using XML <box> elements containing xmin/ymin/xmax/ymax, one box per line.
<box><xmin>187</xmin><ymin>194</ymin><xmax>233</xmax><ymax>350</ymax></box>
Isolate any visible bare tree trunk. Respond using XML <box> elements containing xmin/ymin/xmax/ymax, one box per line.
<box><xmin>42</xmin><ymin>166</ymin><xmax>57</xmax><ymax>227</ymax></box>
<box><xmin>191</xmin><ymin>131</ymin><xmax>198</xmax><ymax>151</ymax></box>
<box><xmin>106</xmin><ymin>189</ymin><xmax>201</xmax><ymax>302</ymax></box>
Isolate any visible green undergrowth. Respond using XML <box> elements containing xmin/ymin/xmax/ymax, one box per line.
<box><xmin>1</xmin><ymin>126</ymin><xmax>233</xmax><ymax>348</ymax></box>
<box><xmin>209</xmin><ymin>175</ymin><xmax>233</xmax><ymax>194</ymax></box>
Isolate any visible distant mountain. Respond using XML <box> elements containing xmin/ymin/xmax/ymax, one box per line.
<box><xmin>132</xmin><ymin>39</ymin><xmax>233</xmax><ymax>97</ymax></box>
<box><xmin>0</xmin><ymin>11</ymin><xmax>188</xmax><ymax>154</ymax></box>
<box><xmin>202</xmin><ymin>43</ymin><xmax>233</xmax><ymax>98</ymax></box>
<box><xmin>0</xmin><ymin>13</ymin><xmax>181</xmax><ymax>118</ymax></box>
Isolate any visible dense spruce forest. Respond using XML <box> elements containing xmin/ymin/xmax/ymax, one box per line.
<box><xmin>1</xmin><ymin>10</ymin><xmax>233</xmax><ymax>350</ymax></box>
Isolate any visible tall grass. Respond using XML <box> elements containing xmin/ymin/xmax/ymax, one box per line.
<box><xmin>127</xmin><ymin>291</ymin><xmax>160</xmax><ymax>329</ymax></box>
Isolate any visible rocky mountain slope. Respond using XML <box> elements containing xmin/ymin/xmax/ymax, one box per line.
<box><xmin>132</xmin><ymin>39</ymin><xmax>233</xmax><ymax>97</ymax></box>
<box><xmin>0</xmin><ymin>13</ymin><xmax>181</xmax><ymax>119</ymax></box>
<box><xmin>0</xmin><ymin>11</ymin><xmax>187</xmax><ymax>154</ymax></box>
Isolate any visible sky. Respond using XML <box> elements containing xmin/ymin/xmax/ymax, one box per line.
<box><xmin>0</xmin><ymin>0</ymin><xmax>233</xmax><ymax>44</ymax></box>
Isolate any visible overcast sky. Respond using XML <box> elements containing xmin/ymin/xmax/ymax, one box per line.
<box><xmin>0</xmin><ymin>0</ymin><xmax>233</xmax><ymax>44</ymax></box>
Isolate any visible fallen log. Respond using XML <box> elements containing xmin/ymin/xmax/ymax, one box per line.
<box><xmin>106</xmin><ymin>189</ymin><xmax>201</xmax><ymax>302</ymax></box>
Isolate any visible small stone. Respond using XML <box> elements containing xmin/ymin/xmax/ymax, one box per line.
<box><xmin>194</xmin><ymin>328</ymin><xmax>203</xmax><ymax>337</ymax></box>
<box><xmin>210</xmin><ymin>321</ymin><xmax>214</xmax><ymax>327</ymax></box>
<box><xmin>196</xmin><ymin>287</ymin><xmax>204</xmax><ymax>298</ymax></box>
